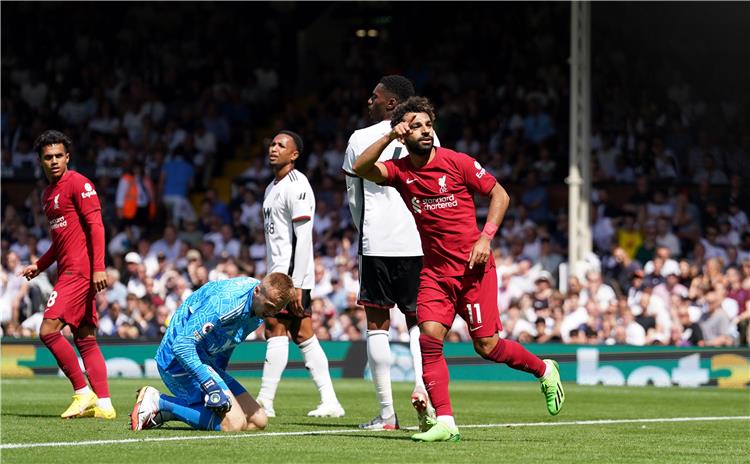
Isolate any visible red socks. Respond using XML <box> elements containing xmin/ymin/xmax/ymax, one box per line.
<box><xmin>485</xmin><ymin>338</ymin><xmax>546</xmax><ymax>378</ymax></box>
<box><xmin>75</xmin><ymin>337</ymin><xmax>110</xmax><ymax>398</ymax></box>
<box><xmin>419</xmin><ymin>334</ymin><xmax>452</xmax><ymax>417</ymax></box>
<box><xmin>40</xmin><ymin>332</ymin><xmax>87</xmax><ymax>391</ymax></box>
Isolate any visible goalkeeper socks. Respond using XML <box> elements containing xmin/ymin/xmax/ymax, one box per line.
<box><xmin>299</xmin><ymin>335</ymin><xmax>338</xmax><ymax>405</ymax></box>
<box><xmin>258</xmin><ymin>336</ymin><xmax>289</xmax><ymax>404</ymax></box>
<box><xmin>75</xmin><ymin>336</ymin><xmax>110</xmax><ymax>399</ymax></box>
<box><xmin>41</xmin><ymin>332</ymin><xmax>88</xmax><ymax>391</ymax></box>
<box><xmin>485</xmin><ymin>338</ymin><xmax>546</xmax><ymax>378</ymax></box>
<box><xmin>158</xmin><ymin>394</ymin><xmax>221</xmax><ymax>431</ymax></box>
<box><xmin>366</xmin><ymin>329</ymin><xmax>394</xmax><ymax>418</ymax></box>
<box><xmin>419</xmin><ymin>334</ymin><xmax>452</xmax><ymax>417</ymax></box>
<box><xmin>409</xmin><ymin>325</ymin><xmax>425</xmax><ymax>389</ymax></box>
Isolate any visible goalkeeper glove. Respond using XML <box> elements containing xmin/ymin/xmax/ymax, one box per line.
<box><xmin>201</xmin><ymin>379</ymin><xmax>232</xmax><ymax>413</ymax></box>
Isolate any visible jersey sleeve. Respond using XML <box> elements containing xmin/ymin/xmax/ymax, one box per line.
<box><xmin>70</xmin><ymin>175</ymin><xmax>106</xmax><ymax>272</ymax></box>
<box><xmin>342</xmin><ymin>134</ymin><xmax>358</xmax><ymax>176</ymax></box>
<box><xmin>456</xmin><ymin>153</ymin><xmax>497</xmax><ymax>195</ymax></box>
<box><xmin>169</xmin><ymin>292</ymin><xmax>230</xmax><ymax>391</ymax></box>
<box><xmin>288</xmin><ymin>180</ymin><xmax>315</xmax><ymax>222</ymax></box>
<box><xmin>70</xmin><ymin>174</ymin><xmax>102</xmax><ymax>216</ymax></box>
<box><xmin>381</xmin><ymin>159</ymin><xmax>401</xmax><ymax>187</ymax></box>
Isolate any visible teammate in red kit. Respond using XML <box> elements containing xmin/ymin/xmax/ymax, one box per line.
<box><xmin>353</xmin><ymin>97</ymin><xmax>565</xmax><ymax>442</ymax></box>
<box><xmin>19</xmin><ymin>130</ymin><xmax>116</xmax><ymax>419</ymax></box>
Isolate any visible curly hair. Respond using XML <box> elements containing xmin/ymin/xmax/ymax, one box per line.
<box><xmin>379</xmin><ymin>75</ymin><xmax>415</xmax><ymax>103</ymax></box>
<box><xmin>390</xmin><ymin>96</ymin><xmax>436</xmax><ymax>128</ymax></box>
<box><xmin>33</xmin><ymin>130</ymin><xmax>73</xmax><ymax>156</ymax></box>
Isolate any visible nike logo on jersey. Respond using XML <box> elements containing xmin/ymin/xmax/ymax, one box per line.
<box><xmin>469</xmin><ymin>325</ymin><xmax>484</xmax><ymax>332</ymax></box>
<box><xmin>406</xmin><ymin>179</ymin><xmax>416</xmax><ymax>184</ymax></box>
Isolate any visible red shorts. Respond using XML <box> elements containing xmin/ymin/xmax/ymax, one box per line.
<box><xmin>417</xmin><ymin>266</ymin><xmax>502</xmax><ymax>339</ymax></box>
<box><xmin>43</xmin><ymin>272</ymin><xmax>98</xmax><ymax>328</ymax></box>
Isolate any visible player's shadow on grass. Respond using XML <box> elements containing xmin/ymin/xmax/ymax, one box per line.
<box><xmin>3</xmin><ymin>413</ymin><xmax>60</xmax><ymax>418</ymax></box>
<box><xmin>156</xmin><ymin>426</ymin><xmax>210</xmax><ymax>432</ymax></box>
<box><xmin>287</xmin><ymin>421</ymin><xmax>360</xmax><ymax>429</ymax></box>
<box><xmin>333</xmin><ymin>433</ymin><xmax>413</xmax><ymax>441</ymax></box>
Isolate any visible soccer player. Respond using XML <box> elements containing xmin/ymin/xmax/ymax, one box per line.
<box><xmin>353</xmin><ymin>97</ymin><xmax>565</xmax><ymax>442</ymax></box>
<box><xmin>342</xmin><ymin>75</ymin><xmax>437</xmax><ymax>431</ymax></box>
<box><xmin>130</xmin><ymin>273</ymin><xmax>296</xmax><ymax>432</ymax></box>
<box><xmin>256</xmin><ymin>131</ymin><xmax>345</xmax><ymax>418</ymax></box>
<box><xmin>19</xmin><ymin>130</ymin><xmax>115</xmax><ymax>419</ymax></box>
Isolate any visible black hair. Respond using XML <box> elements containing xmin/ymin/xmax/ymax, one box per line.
<box><xmin>33</xmin><ymin>130</ymin><xmax>72</xmax><ymax>156</ymax></box>
<box><xmin>390</xmin><ymin>96</ymin><xmax>436</xmax><ymax>128</ymax></box>
<box><xmin>278</xmin><ymin>130</ymin><xmax>304</xmax><ymax>155</ymax></box>
<box><xmin>379</xmin><ymin>75</ymin><xmax>415</xmax><ymax>103</ymax></box>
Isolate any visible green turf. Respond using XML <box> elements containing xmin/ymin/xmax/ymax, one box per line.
<box><xmin>1</xmin><ymin>377</ymin><xmax>748</xmax><ymax>463</ymax></box>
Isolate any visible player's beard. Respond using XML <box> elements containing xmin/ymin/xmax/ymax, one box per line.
<box><xmin>405</xmin><ymin>136</ymin><xmax>433</xmax><ymax>157</ymax></box>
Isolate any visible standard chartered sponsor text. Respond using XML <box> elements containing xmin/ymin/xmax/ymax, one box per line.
<box><xmin>422</xmin><ymin>194</ymin><xmax>458</xmax><ymax>210</ymax></box>
<box><xmin>49</xmin><ymin>216</ymin><xmax>67</xmax><ymax>230</ymax></box>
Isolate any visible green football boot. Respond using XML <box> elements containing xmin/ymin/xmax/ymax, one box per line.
<box><xmin>411</xmin><ymin>421</ymin><xmax>461</xmax><ymax>442</ymax></box>
<box><xmin>540</xmin><ymin>359</ymin><xmax>565</xmax><ymax>416</ymax></box>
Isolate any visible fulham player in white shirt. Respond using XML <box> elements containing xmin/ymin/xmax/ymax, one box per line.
<box><xmin>257</xmin><ymin>130</ymin><xmax>344</xmax><ymax>418</ymax></box>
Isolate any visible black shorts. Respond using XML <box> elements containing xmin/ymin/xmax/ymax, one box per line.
<box><xmin>275</xmin><ymin>289</ymin><xmax>312</xmax><ymax>319</ymax></box>
<box><xmin>358</xmin><ymin>255</ymin><xmax>422</xmax><ymax>314</ymax></box>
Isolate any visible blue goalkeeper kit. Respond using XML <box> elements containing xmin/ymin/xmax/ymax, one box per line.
<box><xmin>156</xmin><ymin>277</ymin><xmax>263</xmax><ymax>403</ymax></box>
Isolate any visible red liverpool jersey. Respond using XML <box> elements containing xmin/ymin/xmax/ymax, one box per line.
<box><xmin>383</xmin><ymin>147</ymin><xmax>497</xmax><ymax>277</ymax></box>
<box><xmin>40</xmin><ymin>170</ymin><xmax>105</xmax><ymax>277</ymax></box>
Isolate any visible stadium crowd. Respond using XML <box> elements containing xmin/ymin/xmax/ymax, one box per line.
<box><xmin>2</xmin><ymin>3</ymin><xmax>748</xmax><ymax>346</ymax></box>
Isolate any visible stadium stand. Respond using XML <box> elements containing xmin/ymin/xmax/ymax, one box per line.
<box><xmin>2</xmin><ymin>3</ymin><xmax>748</xmax><ymax>346</ymax></box>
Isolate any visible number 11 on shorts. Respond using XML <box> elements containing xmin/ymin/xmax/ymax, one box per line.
<box><xmin>466</xmin><ymin>303</ymin><xmax>482</xmax><ymax>326</ymax></box>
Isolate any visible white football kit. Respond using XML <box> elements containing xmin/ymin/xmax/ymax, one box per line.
<box><xmin>262</xmin><ymin>169</ymin><xmax>315</xmax><ymax>290</ymax></box>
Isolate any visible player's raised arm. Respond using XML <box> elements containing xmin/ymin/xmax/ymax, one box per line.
<box><xmin>352</xmin><ymin>117</ymin><xmax>414</xmax><ymax>183</ymax></box>
<box><xmin>468</xmin><ymin>182</ymin><xmax>510</xmax><ymax>270</ymax></box>
<box><xmin>352</xmin><ymin>134</ymin><xmax>390</xmax><ymax>183</ymax></box>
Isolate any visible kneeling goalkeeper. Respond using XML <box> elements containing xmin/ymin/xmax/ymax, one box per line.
<box><xmin>131</xmin><ymin>273</ymin><xmax>295</xmax><ymax>432</ymax></box>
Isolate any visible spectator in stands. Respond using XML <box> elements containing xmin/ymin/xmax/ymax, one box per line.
<box><xmin>1</xmin><ymin>252</ymin><xmax>29</xmax><ymax>325</ymax></box>
<box><xmin>519</xmin><ymin>171</ymin><xmax>550</xmax><ymax>225</ymax></box>
<box><xmin>581</xmin><ymin>270</ymin><xmax>617</xmax><ymax>312</ymax></box>
<box><xmin>160</xmin><ymin>152</ymin><xmax>195</xmax><ymax>226</ymax></box>
<box><xmin>116</xmin><ymin>163</ymin><xmax>155</xmax><ymax>227</ymax></box>
<box><xmin>700</xmin><ymin>287</ymin><xmax>734</xmax><ymax>346</ymax></box>
<box><xmin>105</xmin><ymin>267</ymin><xmax>128</xmax><ymax>308</ymax></box>
<box><xmin>522</xmin><ymin>99</ymin><xmax>555</xmax><ymax>144</ymax></box>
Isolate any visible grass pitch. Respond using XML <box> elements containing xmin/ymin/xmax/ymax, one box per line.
<box><xmin>1</xmin><ymin>377</ymin><xmax>748</xmax><ymax>463</ymax></box>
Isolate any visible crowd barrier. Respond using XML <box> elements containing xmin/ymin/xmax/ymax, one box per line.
<box><xmin>2</xmin><ymin>339</ymin><xmax>748</xmax><ymax>388</ymax></box>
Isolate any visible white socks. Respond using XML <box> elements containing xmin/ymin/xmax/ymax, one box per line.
<box><xmin>409</xmin><ymin>325</ymin><xmax>425</xmax><ymax>389</ymax></box>
<box><xmin>257</xmin><ymin>336</ymin><xmax>289</xmax><ymax>404</ymax></box>
<box><xmin>437</xmin><ymin>415</ymin><xmax>456</xmax><ymax>428</ymax></box>
<box><xmin>367</xmin><ymin>329</ymin><xmax>395</xmax><ymax>418</ymax></box>
<box><xmin>97</xmin><ymin>397</ymin><xmax>113</xmax><ymax>410</ymax></box>
<box><xmin>299</xmin><ymin>335</ymin><xmax>339</xmax><ymax>405</ymax></box>
<box><xmin>540</xmin><ymin>359</ymin><xmax>552</xmax><ymax>380</ymax></box>
<box><xmin>74</xmin><ymin>386</ymin><xmax>92</xmax><ymax>395</ymax></box>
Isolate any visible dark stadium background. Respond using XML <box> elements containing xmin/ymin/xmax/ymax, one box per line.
<box><xmin>2</xmin><ymin>2</ymin><xmax>749</xmax><ymax>347</ymax></box>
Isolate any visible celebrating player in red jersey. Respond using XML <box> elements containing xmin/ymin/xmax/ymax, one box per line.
<box><xmin>19</xmin><ymin>130</ymin><xmax>116</xmax><ymax>420</ymax></box>
<box><xmin>353</xmin><ymin>97</ymin><xmax>565</xmax><ymax>442</ymax></box>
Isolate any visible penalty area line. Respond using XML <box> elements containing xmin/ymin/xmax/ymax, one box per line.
<box><xmin>2</xmin><ymin>416</ymin><xmax>749</xmax><ymax>449</ymax></box>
